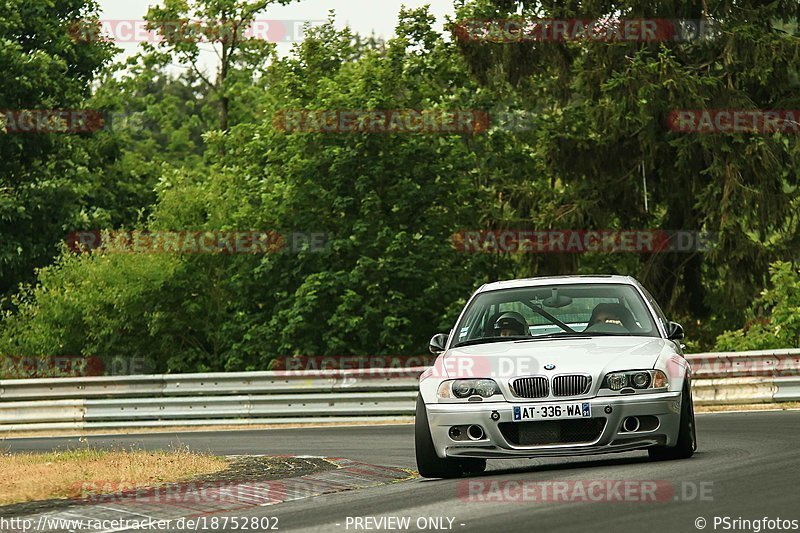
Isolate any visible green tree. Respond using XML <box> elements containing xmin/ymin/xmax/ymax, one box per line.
<box><xmin>0</xmin><ymin>9</ymin><xmax>508</xmax><ymax>370</ymax></box>
<box><xmin>715</xmin><ymin>261</ymin><xmax>800</xmax><ymax>350</ymax></box>
<box><xmin>0</xmin><ymin>0</ymin><xmax>115</xmax><ymax>298</ymax></box>
<box><xmin>453</xmin><ymin>0</ymin><xmax>800</xmax><ymax>341</ymax></box>
<box><xmin>145</xmin><ymin>0</ymin><xmax>296</xmax><ymax>131</ymax></box>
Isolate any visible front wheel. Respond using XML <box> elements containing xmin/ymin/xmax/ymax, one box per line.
<box><xmin>648</xmin><ymin>383</ymin><xmax>697</xmax><ymax>461</ymax></box>
<box><xmin>415</xmin><ymin>396</ymin><xmax>486</xmax><ymax>478</ymax></box>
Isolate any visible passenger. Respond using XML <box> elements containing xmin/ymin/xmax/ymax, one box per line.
<box><xmin>493</xmin><ymin>311</ymin><xmax>530</xmax><ymax>337</ymax></box>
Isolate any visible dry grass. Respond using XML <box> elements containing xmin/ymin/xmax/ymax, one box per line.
<box><xmin>0</xmin><ymin>446</ymin><xmax>228</xmax><ymax>506</ymax></box>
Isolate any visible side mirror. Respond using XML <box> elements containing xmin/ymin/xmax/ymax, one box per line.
<box><xmin>429</xmin><ymin>333</ymin><xmax>448</xmax><ymax>355</ymax></box>
<box><xmin>666</xmin><ymin>321</ymin><xmax>685</xmax><ymax>341</ymax></box>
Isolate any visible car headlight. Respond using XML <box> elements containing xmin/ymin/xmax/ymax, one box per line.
<box><xmin>631</xmin><ymin>371</ymin><xmax>651</xmax><ymax>388</ymax></box>
<box><xmin>601</xmin><ymin>370</ymin><xmax>668</xmax><ymax>391</ymax></box>
<box><xmin>452</xmin><ymin>380</ymin><xmax>474</xmax><ymax>398</ymax></box>
<box><xmin>437</xmin><ymin>379</ymin><xmax>501</xmax><ymax>399</ymax></box>
<box><xmin>473</xmin><ymin>380</ymin><xmax>499</xmax><ymax>398</ymax></box>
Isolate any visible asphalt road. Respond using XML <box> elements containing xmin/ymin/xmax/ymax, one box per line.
<box><xmin>4</xmin><ymin>411</ymin><xmax>800</xmax><ymax>533</ymax></box>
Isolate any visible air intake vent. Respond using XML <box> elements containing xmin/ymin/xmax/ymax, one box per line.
<box><xmin>499</xmin><ymin>418</ymin><xmax>606</xmax><ymax>446</ymax></box>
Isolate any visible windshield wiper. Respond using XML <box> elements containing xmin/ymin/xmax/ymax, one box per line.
<box><xmin>518</xmin><ymin>331</ymin><xmax>645</xmax><ymax>342</ymax></box>
<box><xmin>453</xmin><ymin>336</ymin><xmax>530</xmax><ymax>348</ymax></box>
<box><xmin>515</xmin><ymin>332</ymin><xmax>591</xmax><ymax>342</ymax></box>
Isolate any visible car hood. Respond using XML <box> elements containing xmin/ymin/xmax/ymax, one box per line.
<box><xmin>441</xmin><ymin>336</ymin><xmax>675</xmax><ymax>379</ymax></box>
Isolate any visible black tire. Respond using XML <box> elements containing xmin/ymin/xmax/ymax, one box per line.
<box><xmin>648</xmin><ymin>383</ymin><xmax>697</xmax><ymax>461</ymax></box>
<box><xmin>415</xmin><ymin>396</ymin><xmax>486</xmax><ymax>478</ymax></box>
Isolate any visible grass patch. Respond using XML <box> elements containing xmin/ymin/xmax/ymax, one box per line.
<box><xmin>0</xmin><ymin>446</ymin><xmax>228</xmax><ymax>506</ymax></box>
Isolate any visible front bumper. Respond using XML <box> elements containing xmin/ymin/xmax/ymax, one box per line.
<box><xmin>425</xmin><ymin>391</ymin><xmax>683</xmax><ymax>459</ymax></box>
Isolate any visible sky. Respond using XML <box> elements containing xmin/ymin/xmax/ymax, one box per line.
<box><xmin>97</xmin><ymin>0</ymin><xmax>456</xmax><ymax>71</ymax></box>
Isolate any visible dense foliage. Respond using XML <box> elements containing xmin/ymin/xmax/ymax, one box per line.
<box><xmin>1</xmin><ymin>0</ymin><xmax>798</xmax><ymax>373</ymax></box>
<box><xmin>715</xmin><ymin>261</ymin><xmax>800</xmax><ymax>351</ymax></box>
<box><xmin>0</xmin><ymin>0</ymin><xmax>115</xmax><ymax>296</ymax></box>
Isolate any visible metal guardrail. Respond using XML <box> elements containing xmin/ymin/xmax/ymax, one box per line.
<box><xmin>0</xmin><ymin>350</ymin><xmax>798</xmax><ymax>433</ymax></box>
<box><xmin>0</xmin><ymin>369</ymin><xmax>423</xmax><ymax>432</ymax></box>
<box><xmin>686</xmin><ymin>349</ymin><xmax>800</xmax><ymax>379</ymax></box>
<box><xmin>0</xmin><ymin>369</ymin><xmax>421</xmax><ymax>400</ymax></box>
<box><xmin>685</xmin><ymin>349</ymin><xmax>800</xmax><ymax>404</ymax></box>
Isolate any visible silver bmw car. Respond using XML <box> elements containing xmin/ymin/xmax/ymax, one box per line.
<box><xmin>415</xmin><ymin>275</ymin><xmax>696</xmax><ymax>478</ymax></box>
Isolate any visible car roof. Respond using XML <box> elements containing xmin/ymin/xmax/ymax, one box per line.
<box><xmin>476</xmin><ymin>275</ymin><xmax>640</xmax><ymax>293</ymax></box>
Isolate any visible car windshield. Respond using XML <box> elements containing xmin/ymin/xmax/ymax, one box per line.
<box><xmin>452</xmin><ymin>283</ymin><xmax>659</xmax><ymax>347</ymax></box>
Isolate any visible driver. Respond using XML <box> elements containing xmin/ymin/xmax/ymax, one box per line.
<box><xmin>494</xmin><ymin>311</ymin><xmax>530</xmax><ymax>337</ymax></box>
<box><xmin>586</xmin><ymin>303</ymin><xmax>639</xmax><ymax>331</ymax></box>
<box><xmin>589</xmin><ymin>306</ymin><xmax>623</xmax><ymax>326</ymax></box>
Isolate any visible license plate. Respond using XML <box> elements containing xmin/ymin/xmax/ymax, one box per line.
<box><xmin>512</xmin><ymin>402</ymin><xmax>591</xmax><ymax>422</ymax></box>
